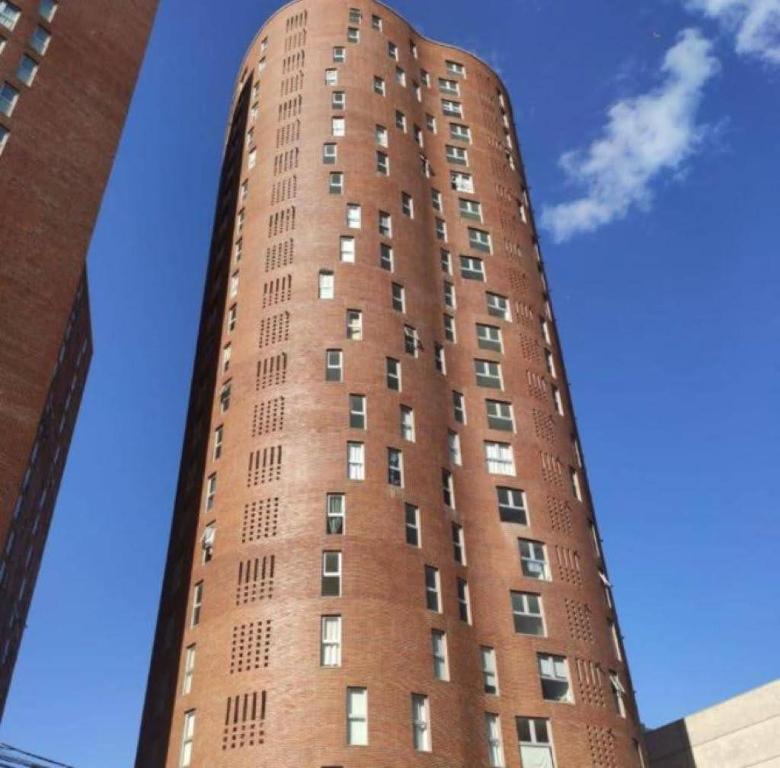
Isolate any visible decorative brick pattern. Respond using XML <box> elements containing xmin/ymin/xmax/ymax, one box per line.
<box><xmin>548</xmin><ymin>495</ymin><xmax>574</xmax><ymax>535</ymax></box>
<box><xmin>252</xmin><ymin>397</ymin><xmax>285</xmax><ymax>437</ymax></box>
<box><xmin>242</xmin><ymin>498</ymin><xmax>280</xmax><ymax>543</ymax></box>
<box><xmin>256</xmin><ymin>353</ymin><xmax>288</xmax><ymax>391</ymax></box>
<box><xmin>247</xmin><ymin>446</ymin><xmax>283</xmax><ymax>486</ymax></box>
<box><xmin>527</xmin><ymin>370</ymin><xmax>548</xmax><ymax>401</ymax></box>
<box><xmin>520</xmin><ymin>333</ymin><xmax>543</xmax><ymax>365</ymax></box>
<box><xmin>261</xmin><ymin>275</ymin><xmax>292</xmax><ymax>308</ymax></box>
<box><xmin>587</xmin><ymin>724</ymin><xmax>618</xmax><ymax>767</ymax></box>
<box><xmin>576</xmin><ymin>658</ymin><xmax>607</xmax><ymax>709</ymax></box>
<box><xmin>533</xmin><ymin>409</ymin><xmax>556</xmax><ymax>444</ymax></box>
<box><xmin>235</xmin><ymin>556</ymin><xmax>276</xmax><ymax>605</ymax></box>
<box><xmin>258</xmin><ymin>311</ymin><xmax>290</xmax><ymax>349</ymax></box>
<box><xmin>230</xmin><ymin>620</ymin><xmax>272</xmax><ymax>673</ymax></box>
<box><xmin>509</xmin><ymin>268</ymin><xmax>530</xmax><ymax>295</ymax></box>
<box><xmin>222</xmin><ymin>691</ymin><xmax>267</xmax><ymax>750</ymax></box>
<box><xmin>265</xmin><ymin>239</ymin><xmax>294</xmax><ymax>272</ymax></box>
<box><xmin>555</xmin><ymin>545</ymin><xmax>583</xmax><ymax>586</ymax></box>
<box><xmin>541</xmin><ymin>451</ymin><xmax>565</xmax><ymax>488</ymax></box>
<box><xmin>565</xmin><ymin>598</ymin><xmax>595</xmax><ymax>644</ymax></box>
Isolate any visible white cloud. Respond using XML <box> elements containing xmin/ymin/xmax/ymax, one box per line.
<box><xmin>541</xmin><ymin>29</ymin><xmax>719</xmax><ymax>243</ymax></box>
<box><xmin>687</xmin><ymin>0</ymin><xmax>780</xmax><ymax>64</ymax></box>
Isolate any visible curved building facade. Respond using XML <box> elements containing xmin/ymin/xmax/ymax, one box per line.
<box><xmin>135</xmin><ymin>2</ymin><xmax>646</xmax><ymax>767</ymax></box>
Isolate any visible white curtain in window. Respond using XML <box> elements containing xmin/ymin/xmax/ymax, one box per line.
<box><xmin>520</xmin><ymin>745</ymin><xmax>555</xmax><ymax>768</ymax></box>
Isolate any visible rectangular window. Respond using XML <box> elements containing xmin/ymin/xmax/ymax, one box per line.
<box><xmin>0</xmin><ymin>125</ymin><xmax>9</xmax><ymax>155</ymax></box>
<box><xmin>401</xmin><ymin>406</ymin><xmax>415</xmax><ymax>441</ymax></box>
<box><xmin>519</xmin><ymin>539</ymin><xmax>550</xmax><ymax>580</ymax></box>
<box><xmin>204</xmin><ymin>474</ymin><xmax>217</xmax><ymax>512</ymax></box>
<box><xmin>346</xmin><ymin>202</ymin><xmax>362</xmax><ymax>228</ymax></box>
<box><xmin>349</xmin><ymin>394</ymin><xmax>366</xmax><ymax>429</ymax></box>
<box><xmin>371</xmin><ymin>13</ymin><xmax>382</xmax><ymax>30</ymax></box>
<box><xmin>424</xmin><ymin>565</ymin><xmax>441</xmax><ymax>612</ymax></box>
<box><xmin>450</xmin><ymin>123</ymin><xmax>472</xmax><ymax>142</ymax></box>
<box><xmin>552</xmin><ymin>385</ymin><xmax>564</xmax><ymax>415</ymax></box>
<box><xmin>435</xmin><ymin>343</ymin><xmax>446</xmax><ymax>374</ymax></box>
<box><xmin>319</xmin><ymin>270</ymin><xmax>335</xmax><ymax>299</ymax></box>
<box><xmin>541</xmin><ymin>316</ymin><xmax>552</xmax><ymax>344</ymax></box>
<box><xmin>538</xmin><ymin>654</ymin><xmax>573</xmax><ymax>702</ymax></box>
<box><xmin>453</xmin><ymin>391</ymin><xmax>466</xmax><ymax>423</ymax></box>
<box><xmin>0</xmin><ymin>82</ymin><xmax>20</xmax><ymax>117</ymax></box>
<box><xmin>376</xmin><ymin>151</ymin><xmax>389</xmax><ymax>175</ymax></box>
<box><xmin>477</xmin><ymin>324</ymin><xmax>503</xmax><ymax>353</ymax></box>
<box><xmin>486</xmin><ymin>292</ymin><xmax>511</xmax><ymax>321</ymax></box>
<box><xmin>340</xmin><ymin>236</ymin><xmax>355</xmax><ymax>263</ymax></box>
<box><xmin>321</xmin><ymin>615</ymin><xmax>342</xmax><ymax>666</ymax></box>
<box><xmin>442</xmin><ymin>99</ymin><xmax>463</xmax><ymax>117</ymax></box>
<box><xmin>386</xmin><ymin>358</ymin><xmax>401</xmax><ymax>391</ymax></box>
<box><xmin>487</xmin><ymin>400</ymin><xmax>514</xmax><ymax>431</ymax></box>
<box><xmin>347</xmin><ymin>442</ymin><xmax>364</xmax><ymax>481</ymax></box>
<box><xmin>227</xmin><ymin>302</ymin><xmax>237</xmax><ymax>330</ymax></box>
<box><xmin>444</xmin><ymin>314</ymin><xmax>456</xmax><ymax>343</ymax></box>
<box><xmin>326</xmin><ymin>493</ymin><xmax>345</xmax><ymax>535</ymax></box>
<box><xmin>229</xmin><ymin>271</ymin><xmax>239</xmax><ymax>298</ymax></box>
<box><xmin>414</xmin><ymin>124</ymin><xmax>423</xmax><ymax>147</ymax></box>
<box><xmin>485</xmin><ymin>713</ymin><xmax>506</xmax><ymax>768</ymax></box>
<box><xmin>517</xmin><ymin>718</ymin><xmax>556</xmax><ymax>768</ymax></box>
<box><xmin>431</xmin><ymin>188</ymin><xmax>443</xmax><ymax>212</ymax></box>
<box><xmin>182</xmin><ymin>645</ymin><xmax>196</xmax><ymax>695</ymax></box>
<box><xmin>452</xmin><ymin>523</ymin><xmax>466</xmax><ymax>564</ymax></box>
<box><xmin>0</xmin><ymin>1</ymin><xmax>21</xmax><ymax>30</ymax></box>
<box><xmin>610</xmin><ymin>672</ymin><xmax>627</xmax><ymax>717</ymax></box>
<box><xmin>379</xmin><ymin>243</ymin><xmax>394</xmax><ymax>271</ymax></box>
<box><xmin>179</xmin><ymin>711</ymin><xmax>195</xmax><ymax>768</ymax></box>
<box><xmin>391</xmin><ymin>282</ymin><xmax>405</xmax><ymax>312</ymax></box>
<box><xmin>469</xmin><ymin>227</ymin><xmax>492</xmax><ymax>253</ymax></box>
<box><xmin>329</xmin><ymin>172</ymin><xmax>344</xmax><ymax>194</ymax></box>
<box><xmin>213</xmin><ymin>426</ymin><xmax>223</xmax><ymax>460</ymax></box>
<box><xmin>322</xmin><ymin>551</ymin><xmax>343</xmax><ymax>596</ymax></box>
<box><xmin>346</xmin><ymin>310</ymin><xmax>363</xmax><ymax>340</ymax></box>
<box><xmin>402</xmin><ymin>192</ymin><xmax>414</xmax><ymax>217</ymax></box>
<box><xmin>388</xmin><ymin>448</ymin><xmax>403</xmax><ymax>487</ymax></box>
<box><xmin>481</xmin><ymin>646</ymin><xmax>499</xmax><ymax>694</ymax></box>
<box><xmin>220</xmin><ymin>382</ymin><xmax>232</xmax><ymax>413</ymax></box>
<box><xmin>379</xmin><ymin>210</ymin><xmax>392</xmax><ymax>237</ymax></box>
<box><xmin>331</xmin><ymin>91</ymin><xmax>346</xmax><ymax>111</ymax></box>
<box><xmin>395</xmin><ymin>109</ymin><xmax>407</xmax><ymax>131</ymax></box>
<box><xmin>348</xmin><ymin>7</ymin><xmax>361</xmax><ymax>23</ymax></box>
<box><xmin>326</xmin><ymin>349</ymin><xmax>343</xmax><ymax>381</ymax></box>
<box><xmin>346</xmin><ymin>687</ymin><xmax>368</xmax><ymax>745</ymax></box>
<box><xmin>396</xmin><ymin>67</ymin><xmax>406</xmax><ymax>86</ymax></box>
<box><xmin>190</xmin><ymin>582</ymin><xmax>203</xmax><ymax>627</ymax></box>
<box><xmin>200</xmin><ymin>524</ymin><xmax>213</xmax><ymax>563</ymax></box>
<box><xmin>375</xmin><ymin>124</ymin><xmax>388</xmax><ymax>146</ymax></box>
<box><xmin>333</xmin><ymin>46</ymin><xmax>346</xmax><ymax>62</ymax></box>
<box><xmin>403</xmin><ymin>325</ymin><xmax>418</xmax><ymax>356</ymax></box>
<box><xmin>411</xmin><ymin>694</ymin><xmax>431</xmax><ymax>752</ymax></box>
<box><xmin>451</xmin><ymin>170</ymin><xmax>474</xmax><ymax>193</ymax></box>
<box><xmin>446</xmin><ymin>60</ymin><xmax>466</xmax><ymax>77</ymax></box>
<box><xmin>373</xmin><ymin>75</ymin><xmax>386</xmax><ymax>95</ymax></box>
<box><xmin>30</xmin><ymin>25</ymin><xmax>50</xmax><ymax>55</ymax></box>
<box><xmin>431</xmin><ymin>630</ymin><xmax>449</xmax><ymax>680</ymax></box>
<box><xmin>426</xmin><ymin>113</ymin><xmax>437</xmax><ymax>132</ymax></box>
<box><xmin>460</xmin><ymin>255</ymin><xmax>485</xmax><ymax>281</ymax></box>
<box><xmin>435</xmin><ymin>218</ymin><xmax>447</xmax><ymax>241</ymax></box>
<box><xmin>332</xmin><ymin>117</ymin><xmax>346</xmax><ymax>136</ymax></box>
<box><xmin>222</xmin><ymin>344</ymin><xmax>231</xmax><ymax>373</ymax></box>
<box><xmin>405</xmin><ymin>503</ymin><xmax>420</xmax><ymax>547</ymax></box>
<box><xmin>441</xmin><ymin>249</ymin><xmax>452</xmax><ymax>274</ymax></box>
<box><xmin>439</xmin><ymin>77</ymin><xmax>460</xmax><ymax>95</ymax></box>
<box><xmin>448</xmin><ymin>430</ymin><xmax>462</xmax><ymax>466</ymax></box>
<box><xmin>609</xmin><ymin>620</ymin><xmax>623</xmax><ymax>661</ymax></box>
<box><xmin>545</xmin><ymin>349</ymin><xmax>557</xmax><ymax>378</ymax></box>
<box><xmin>388</xmin><ymin>41</ymin><xmax>398</xmax><ymax>59</ymax></box>
<box><xmin>347</xmin><ymin>26</ymin><xmax>360</xmax><ymax>43</ymax></box>
<box><xmin>498</xmin><ymin>487</ymin><xmax>527</xmax><ymax>524</ymax></box>
<box><xmin>442</xmin><ymin>469</ymin><xmax>454</xmax><ymax>508</ymax></box>
<box><xmin>475</xmin><ymin>359</ymin><xmax>502</xmax><ymax>389</ymax></box>
<box><xmin>325</xmin><ymin>68</ymin><xmax>338</xmax><ymax>85</ymax></box>
<box><xmin>485</xmin><ymin>442</ymin><xmax>515</xmax><ymax>475</ymax></box>
<box><xmin>444</xmin><ymin>282</ymin><xmax>456</xmax><ymax>308</ymax></box>
<box><xmin>570</xmin><ymin>468</ymin><xmax>583</xmax><ymax>501</ymax></box>
<box><xmin>17</xmin><ymin>54</ymin><xmax>39</xmax><ymax>86</ymax></box>
<box><xmin>457</xmin><ymin>578</ymin><xmax>471</xmax><ymax>623</ymax></box>
<box><xmin>459</xmin><ymin>198</ymin><xmax>483</xmax><ymax>220</ymax></box>
<box><xmin>512</xmin><ymin>592</ymin><xmax>545</xmax><ymax>636</ymax></box>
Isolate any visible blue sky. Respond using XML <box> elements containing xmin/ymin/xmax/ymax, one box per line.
<box><xmin>2</xmin><ymin>0</ymin><xmax>779</xmax><ymax>764</ymax></box>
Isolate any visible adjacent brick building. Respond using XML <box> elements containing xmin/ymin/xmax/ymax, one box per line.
<box><xmin>0</xmin><ymin>0</ymin><xmax>158</xmax><ymax>720</ymax></box>
<box><xmin>135</xmin><ymin>1</ymin><xmax>647</xmax><ymax>765</ymax></box>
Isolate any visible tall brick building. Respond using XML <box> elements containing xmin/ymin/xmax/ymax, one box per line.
<box><xmin>136</xmin><ymin>1</ymin><xmax>647</xmax><ymax>766</ymax></box>
<box><xmin>0</xmin><ymin>0</ymin><xmax>158</xmax><ymax>720</ymax></box>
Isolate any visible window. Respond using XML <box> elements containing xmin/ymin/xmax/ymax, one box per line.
<box><xmin>446</xmin><ymin>145</ymin><xmax>468</xmax><ymax>165</ymax></box>
<box><xmin>386</xmin><ymin>358</ymin><xmax>401</xmax><ymax>390</ymax></box>
<box><xmin>396</xmin><ymin>67</ymin><xmax>406</xmax><ymax>86</ymax></box>
<box><xmin>485</xmin><ymin>442</ymin><xmax>515</xmax><ymax>475</ymax></box>
<box><xmin>347</xmin><ymin>442</ymin><xmax>364</xmax><ymax>481</ymax></box>
<box><xmin>451</xmin><ymin>171</ymin><xmax>474</xmax><ymax>193</ymax></box>
<box><xmin>541</xmin><ymin>316</ymin><xmax>552</xmax><ymax>344</ymax></box>
<box><xmin>0</xmin><ymin>82</ymin><xmax>19</xmax><ymax>117</ymax></box>
<box><xmin>552</xmin><ymin>385</ymin><xmax>564</xmax><ymax>415</ymax></box>
<box><xmin>636</xmin><ymin>740</ymin><xmax>648</xmax><ymax>768</ymax></box>
<box><xmin>446</xmin><ymin>59</ymin><xmax>466</xmax><ymax>77</ymax></box>
<box><xmin>435</xmin><ymin>343</ymin><xmax>446</xmax><ymax>374</ymax></box>
<box><xmin>346</xmin><ymin>310</ymin><xmax>363</xmax><ymax>340</ymax></box>
<box><xmin>332</xmin><ymin>90</ymin><xmax>346</xmax><ymax>109</ymax></box>
<box><xmin>400</xmin><ymin>406</ymin><xmax>415</xmax><ymax>441</ymax></box>
<box><xmin>373</xmin><ymin>75</ymin><xmax>386</xmax><ymax>95</ymax></box>
<box><xmin>435</xmin><ymin>218</ymin><xmax>447</xmax><ymax>241</ymax></box>
<box><xmin>222</xmin><ymin>344</ymin><xmax>231</xmax><ymax>373</ymax></box>
<box><xmin>248</xmin><ymin>148</ymin><xmax>257</xmax><ymax>169</ymax></box>
<box><xmin>481</xmin><ymin>647</ymin><xmax>499</xmax><ymax>694</ymax></box>
<box><xmin>442</xmin><ymin>469</ymin><xmax>455</xmax><ymax>508</ymax></box>
<box><xmin>348</xmin><ymin>7</ymin><xmax>361</xmax><ymax>23</ymax></box>
<box><xmin>213</xmin><ymin>426</ymin><xmax>224</xmax><ymax>460</ymax></box>
<box><xmin>486</xmin><ymin>293</ymin><xmax>511</xmax><ymax>321</ymax></box>
<box><xmin>452</xmin><ymin>523</ymin><xmax>466</xmax><ymax>564</ymax></box>
<box><xmin>182</xmin><ymin>645</ymin><xmax>196</xmax><ymax>695</ymax></box>
<box><xmin>424</xmin><ymin>566</ymin><xmax>441</xmax><ymax>611</ymax></box>
<box><xmin>0</xmin><ymin>125</ymin><xmax>8</xmax><ymax>155</ymax></box>
<box><xmin>403</xmin><ymin>325</ymin><xmax>418</xmax><ymax>356</ymax></box>
<box><xmin>545</xmin><ymin>349</ymin><xmax>557</xmax><ymax>378</ymax></box>
<box><xmin>443</xmin><ymin>314</ymin><xmax>456</xmax><ymax>343</ymax></box>
<box><xmin>517</xmin><ymin>718</ymin><xmax>556</xmax><ymax>768</ymax></box>
<box><xmin>459</xmin><ymin>198</ymin><xmax>482</xmax><ymax>220</ymax></box>
<box><xmin>325</xmin><ymin>68</ymin><xmax>338</xmax><ymax>85</ymax></box>
<box><xmin>346</xmin><ymin>687</ymin><xmax>368</xmax><ymax>745</ymax></box>
<box><xmin>442</xmin><ymin>99</ymin><xmax>463</xmax><ymax>117</ymax></box>
<box><xmin>426</xmin><ymin>113</ymin><xmax>437</xmax><ymax>132</ymax></box>
<box><xmin>340</xmin><ymin>236</ymin><xmax>355</xmax><ymax>263</ymax></box>
<box><xmin>570</xmin><ymin>468</ymin><xmax>583</xmax><ymax>501</ymax></box>
<box><xmin>469</xmin><ymin>228</ymin><xmax>492</xmax><ymax>253</ymax></box>
<box><xmin>460</xmin><ymin>255</ymin><xmax>485</xmax><ymax>281</ymax></box>
<box><xmin>439</xmin><ymin>77</ymin><xmax>460</xmax><ymax>95</ymax></box>
<box><xmin>391</xmin><ymin>283</ymin><xmax>405</xmax><ymax>312</ymax></box>
<box><xmin>538</xmin><ymin>654</ymin><xmax>572</xmax><ymax>702</ymax></box>
<box><xmin>609</xmin><ymin>620</ymin><xmax>623</xmax><ymax>661</ymax></box>
<box><xmin>448</xmin><ymin>430</ymin><xmax>462</xmax><ymax>465</ymax></box>
<box><xmin>204</xmin><ymin>474</ymin><xmax>217</xmax><ymax>512</ymax></box>
<box><xmin>610</xmin><ymin>672</ymin><xmax>627</xmax><ymax>717</ymax></box>
<box><xmin>190</xmin><ymin>582</ymin><xmax>203</xmax><ymax>627</ymax></box>
<box><xmin>485</xmin><ymin>713</ymin><xmax>506</xmax><ymax>768</ymax></box>
<box><xmin>333</xmin><ymin>46</ymin><xmax>346</xmax><ymax>62</ymax></box>
<box><xmin>219</xmin><ymin>382</ymin><xmax>232</xmax><ymax>413</ymax></box>
<box><xmin>395</xmin><ymin>109</ymin><xmax>407</xmax><ymax>131</ymax></box>
<box><xmin>376</xmin><ymin>151</ymin><xmax>389</xmax><ymax>175</ymax></box>
<box><xmin>179</xmin><ymin>711</ymin><xmax>195</xmax><ymax>768</ymax></box>
<box><xmin>414</xmin><ymin>124</ymin><xmax>423</xmax><ymax>146</ymax></box>
<box><xmin>405</xmin><ymin>503</ymin><xmax>420</xmax><ymax>546</ymax></box>
<box><xmin>411</xmin><ymin>695</ymin><xmax>431</xmax><ymax>752</ymax></box>
<box><xmin>319</xmin><ymin>270</ymin><xmax>335</xmax><ymax>299</ymax></box>
<box><xmin>332</xmin><ymin>117</ymin><xmax>346</xmax><ymax>136</ymax></box>
<box><xmin>201</xmin><ymin>521</ymin><xmax>215</xmax><ymax>562</ymax></box>
<box><xmin>30</xmin><ymin>25</ymin><xmax>51</xmax><ymax>55</ymax></box>
<box><xmin>379</xmin><ymin>210</ymin><xmax>392</xmax><ymax>237</ymax></box>
<box><xmin>431</xmin><ymin>630</ymin><xmax>449</xmax><ymax>680</ymax></box>
<box><xmin>475</xmin><ymin>359</ymin><xmax>502</xmax><ymax>389</ymax></box>
<box><xmin>457</xmin><ymin>578</ymin><xmax>471</xmax><ymax>623</ymax></box>
<box><xmin>322</xmin><ymin>551</ymin><xmax>342</xmax><ymax>596</ymax></box>
<box><xmin>321</xmin><ymin>616</ymin><xmax>342</xmax><ymax>666</ymax></box>
<box><xmin>441</xmin><ymin>249</ymin><xmax>452</xmax><ymax>274</ymax></box>
<box><xmin>512</xmin><ymin>592</ymin><xmax>545</xmax><ymax>636</ymax></box>
<box><xmin>450</xmin><ymin>123</ymin><xmax>471</xmax><ymax>142</ymax></box>
<box><xmin>0</xmin><ymin>1</ymin><xmax>20</xmax><ymax>30</ymax></box>
<box><xmin>349</xmin><ymin>394</ymin><xmax>366</xmax><ymax>429</ymax></box>
<box><xmin>326</xmin><ymin>350</ymin><xmax>343</xmax><ymax>382</ymax></box>
<box><xmin>326</xmin><ymin>494</ymin><xmax>345</xmax><ymax>535</ymax></box>
<box><xmin>431</xmin><ymin>188</ymin><xmax>443</xmax><ymax>212</ymax></box>
<box><xmin>329</xmin><ymin>172</ymin><xmax>344</xmax><ymax>194</ymax></box>
<box><xmin>346</xmin><ymin>203</ymin><xmax>362</xmax><ymax>228</ymax></box>
<box><xmin>379</xmin><ymin>243</ymin><xmax>394</xmax><ymax>271</ymax></box>
<box><xmin>402</xmin><ymin>192</ymin><xmax>414</xmax><ymax>217</ymax></box>
<box><xmin>387</xmin><ymin>40</ymin><xmax>398</xmax><ymax>59</ymax></box>
<box><xmin>229</xmin><ymin>271</ymin><xmax>239</xmax><ymax>298</ymax></box>
<box><xmin>452</xmin><ymin>391</ymin><xmax>466</xmax><ymax>423</ymax></box>
<box><xmin>519</xmin><ymin>539</ymin><xmax>550</xmax><ymax>580</ymax></box>
<box><xmin>17</xmin><ymin>55</ymin><xmax>38</xmax><ymax>86</ymax></box>
<box><xmin>388</xmin><ymin>448</ymin><xmax>403</xmax><ymax>486</ymax></box>
<box><xmin>444</xmin><ymin>282</ymin><xmax>456</xmax><ymax>308</ymax></box>
<box><xmin>375</xmin><ymin>124</ymin><xmax>388</xmax><ymax>146</ymax></box>
<box><xmin>371</xmin><ymin>13</ymin><xmax>382</xmax><ymax>30</ymax></box>
<box><xmin>487</xmin><ymin>401</ymin><xmax>514</xmax><ymax>431</ymax></box>
<box><xmin>347</xmin><ymin>26</ymin><xmax>359</xmax><ymax>43</ymax></box>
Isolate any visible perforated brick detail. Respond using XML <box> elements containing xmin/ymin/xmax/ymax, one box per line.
<box><xmin>222</xmin><ymin>691</ymin><xmax>266</xmax><ymax>750</ymax></box>
<box><xmin>265</xmin><ymin>238</ymin><xmax>294</xmax><ymax>272</ymax></box>
<box><xmin>527</xmin><ymin>371</ymin><xmax>548</xmax><ymax>401</ymax></box>
<box><xmin>587</xmin><ymin>725</ymin><xmax>618</xmax><ymax>767</ymax></box>
<box><xmin>555</xmin><ymin>545</ymin><xmax>583</xmax><ymax>586</ymax></box>
<box><xmin>236</xmin><ymin>556</ymin><xmax>276</xmax><ymax>605</ymax></box>
<box><xmin>541</xmin><ymin>452</ymin><xmax>565</xmax><ymax>488</ymax></box>
<box><xmin>252</xmin><ymin>397</ymin><xmax>285</xmax><ymax>437</ymax></box>
<box><xmin>247</xmin><ymin>446</ymin><xmax>283</xmax><ymax>486</ymax></box>
<box><xmin>262</xmin><ymin>275</ymin><xmax>292</xmax><ymax>308</ymax></box>
<box><xmin>258</xmin><ymin>311</ymin><xmax>290</xmax><ymax>349</ymax></box>
<box><xmin>576</xmin><ymin>659</ymin><xmax>607</xmax><ymax>709</ymax></box>
<box><xmin>548</xmin><ymin>496</ymin><xmax>574</xmax><ymax>535</ymax></box>
<box><xmin>230</xmin><ymin>620</ymin><xmax>272</xmax><ymax>673</ymax></box>
<box><xmin>520</xmin><ymin>333</ymin><xmax>543</xmax><ymax>365</ymax></box>
<box><xmin>509</xmin><ymin>269</ymin><xmax>530</xmax><ymax>295</ymax></box>
<box><xmin>270</xmin><ymin>175</ymin><xmax>297</xmax><ymax>204</ymax></box>
<box><xmin>242</xmin><ymin>498</ymin><xmax>280</xmax><ymax>543</ymax></box>
<box><xmin>256</xmin><ymin>353</ymin><xmax>288</xmax><ymax>391</ymax></box>
<box><xmin>565</xmin><ymin>598</ymin><xmax>595</xmax><ymax>644</ymax></box>
<box><xmin>533</xmin><ymin>409</ymin><xmax>556</xmax><ymax>444</ymax></box>
<box><xmin>515</xmin><ymin>300</ymin><xmax>536</xmax><ymax>328</ymax></box>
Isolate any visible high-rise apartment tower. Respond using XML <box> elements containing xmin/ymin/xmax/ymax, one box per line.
<box><xmin>136</xmin><ymin>2</ymin><xmax>646</xmax><ymax>766</ymax></box>
<box><xmin>0</xmin><ymin>0</ymin><xmax>158</xmax><ymax>720</ymax></box>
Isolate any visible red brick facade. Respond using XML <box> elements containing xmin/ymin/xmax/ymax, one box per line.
<box><xmin>135</xmin><ymin>2</ymin><xmax>647</xmax><ymax>766</ymax></box>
